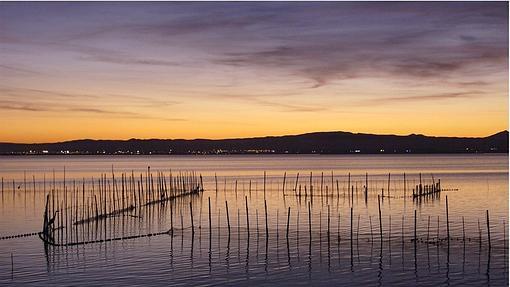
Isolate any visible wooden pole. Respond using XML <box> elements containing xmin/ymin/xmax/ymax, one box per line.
<box><xmin>331</xmin><ymin>171</ymin><xmax>334</xmax><ymax>198</ymax></box>
<box><xmin>282</xmin><ymin>172</ymin><xmax>286</xmax><ymax>197</ymax></box>
<box><xmin>225</xmin><ymin>200</ymin><xmax>230</xmax><ymax>234</ymax></box>
<box><xmin>245</xmin><ymin>196</ymin><xmax>250</xmax><ymax>236</ymax></box>
<box><xmin>486</xmin><ymin>210</ymin><xmax>491</xmax><ymax>249</ymax></box>
<box><xmin>403</xmin><ymin>172</ymin><xmax>406</xmax><ymax>197</ymax></box>
<box><xmin>309</xmin><ymin>172</ymin><xmax>313</xmax><ymax>201</ymax></box>
<box><xmin>462</xmin><ymin>216</ymin><xmax>465</xmax><ymax>241</ymax></box>
<box><xmin>387</xmin><ymin>173</ymin><xmax>391</xmax><ymax>196</ymax></box>
<box><xmin>264</xmin><ymin>199</ymin><xmax>268</xmax><ymax>238</ymax></box>
<box><xmin>263</xmin><ymin>171</ymin><xmax>266</xmax><ymax>200</ymax></box>
<box><xmin>446</xmin><ymin>196</ymin><xmax>450</xmax><ymax>240</ymax></box>
<box><xmin>348</xmin><ymin>173</ymin><xmax>350</xmax><ymax>199</ymax></box>
<box><xmin>378</xmin><ymin>195</ymin><xmax>383</xmax><ymax>241</ymax></box>
<box><xmin>215</xmin><ymin>173</ymin><xmax>218</xmax><ymax>194</ymax></box>
<box><xmin>419</xmin><ymin>173</ymin><xmax>422</xmax><ymax>194</ymax></box>
<box><xmin>320</xmin><ymin>172</ymin><xmax>323</xmax><ymax>198</ymax></box>
<box><xmin>365</xmin><ymin>172</ymin><xmax>368</xmax><ymax>198</ymax></box>
<box><xmin>190</xmin><ymin>201</ymin><xmax>195</xmax><ymax>235</ymax></box>
<box><xmin>294</xmin><ymin>173</ymin><xmax>299</xmax><ymax>193</ymax></box>
<box><xmin>478</xmin><ymin>218</ymin><xmax>481</xmax><ymax>244</ymax></box>
<box><xmin>208</xmin><ymin>197</ymin><xmax>212</xmax><ymax>235</ymax></box>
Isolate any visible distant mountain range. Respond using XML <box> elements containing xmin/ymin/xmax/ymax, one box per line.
<box><xmin>0</xmin><ymin>131</ymin><xmax>508</xmax><ymax>155</ymax></box>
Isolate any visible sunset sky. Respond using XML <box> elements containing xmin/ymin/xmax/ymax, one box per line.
<box><xmin>0</xmin><ymin>2</ymin><xmax>508</xmax><ymax>143</ymax></box>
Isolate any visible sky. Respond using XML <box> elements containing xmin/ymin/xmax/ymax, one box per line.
<box><xmin>0</xmin><ymin>2</ymin><xmax>508</xmax><ymax>143</ymax></box>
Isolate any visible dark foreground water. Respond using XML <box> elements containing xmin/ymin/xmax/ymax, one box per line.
<box><xmin>0</xmin><ymin>154</ymin><xmax>508</xmax><ymax>286</ymax></box>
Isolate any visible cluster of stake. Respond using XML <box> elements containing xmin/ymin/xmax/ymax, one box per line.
<box><xmin>412</xmin><ymin>174</ymin><xmax>441</xmax><ymax>199</ymax></box>
<box><xmin>40</xmin><ymin>168</ymin><xmax>203</xmax><ymax>246</ymax></box>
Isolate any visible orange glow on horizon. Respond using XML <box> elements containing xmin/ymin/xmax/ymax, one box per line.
<box><xmin>0</xmin><ymin>2</ymin><xmax>507</xmax><ymax>143</ymax></box>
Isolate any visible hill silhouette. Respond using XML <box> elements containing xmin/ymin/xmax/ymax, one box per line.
<box><xmin>0</xmin><ymin>131</ymin><xmax>507</xmax><ymax>155</ymax></box>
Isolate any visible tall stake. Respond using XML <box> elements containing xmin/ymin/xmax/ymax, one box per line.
<box><xmin>348</xmin><ymin>173</ymin><xmax>350</xmax><ymax>198</ymax></box>
<box><xmin>190</xmin><ymin>201</ymin><xmax>195</xmax><ymax>235</ymax></box>
<box><xmin>378</xmin><ymin>195</ymin><xmax>383</xmax><ymax>241</ymax></box>
<box><xmin>294</xmin><ymin>173</ymin><xmax>299</xmax><ymax>193</ymax></box>
<box><xmin>282</xmin><ymin>172</ymin><xmax>286</xmax><ymax>197</ymax></box>
<box><xmin>215</xmin><ymin>173</ymin><xmax>218</xmax><ymax>194</ymax></box>
<box><xmin>263</xmin><ymin>171</ymin><xmax>266</xmax><ymax>200</ymax></box>
<box><xmin>387</xmin><ymin>173</ymin><xmax>391</xmax><ymax>196</ymax></box>
<box><xmin>462</xmin><ymin>216</ymin><xmax>465</xmax><ymax>241</ymax></box>
<box><xmin>486</xmin><ymin>210</ymin><xmax>491</xmax><ymax>249</ymax></box>
<box><xmin>446</xmin><ymin>196</ymin><xmax>450</xmax><ymax>240</ymax></box>
<box><xmin>245</xmin><ymin>196</ymin><xmax>250</xmax><ymax>236</ymax></box>
<box><xmin>365</xmin><ymin>172</ymin><xmax>368</xmax><ymax>197</ymax></box>
<box><xmin>208</xmin><ymin>197</ymin><xmax>212</xmax><ymax>235</ymax></box>
<box><xmin>225</xmin><ymin>200</ymin><xmax>230</xmax><ymax>234</ymax></box>
<box><xmin>264</xmin><ymin>199</ymin><xmax>268</xmax><ymax>238</ymax></box>
<box><xmin>403</xmin><ymin>172</ymin><xmax>406</xmax><ymax>197</ymax></box>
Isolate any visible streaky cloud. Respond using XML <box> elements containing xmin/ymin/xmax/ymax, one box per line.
<box><xmin>363</xmin><ymin>91</ymin><xmax>483</xmax><ymax>106</ymax></box>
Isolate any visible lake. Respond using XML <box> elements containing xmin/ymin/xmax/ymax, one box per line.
<box><xmin>0</xmin><ymin>154</ymin><xmax>507</xmax><ymax>286</ymax></box>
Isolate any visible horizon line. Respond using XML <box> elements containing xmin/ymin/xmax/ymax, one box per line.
<box><xmin>2</xmin><ymin>129</ymin><xmax>508</xmax><ymax>145</ymax></box>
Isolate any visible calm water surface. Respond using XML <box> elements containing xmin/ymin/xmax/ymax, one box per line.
<box><xmin>0</xmin><ymin>154</ymin><xmax>508</xmax><ymax>286</ymax></box>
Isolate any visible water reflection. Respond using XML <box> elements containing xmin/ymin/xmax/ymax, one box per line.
<box><xmin>0</xmin><ymin>155</ymin><xmax>507</xmax><ymax>285</ymax></box>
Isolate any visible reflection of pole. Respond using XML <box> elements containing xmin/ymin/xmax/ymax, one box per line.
<box><xmin>309</xmin><ymin>202</ymin><xmax>312</xmax><ymax>242</ymax></box>
<box><xmin>427</xmin><ymin>215</ymin><xmax>430</xmax><ymax>242</ymax></box>
<box><xmin>414</xmin><ymin>210</ymin><xmax>417</xmax><ymax>244</ymax></box>
<box><xmin>286</xmin><ymin>207</ymin><xmax>291</xmax><ymax>239</ymax></box>
<box><xmin>350</xmin><ymin>207</ymin><xmax>353</xmax><ymax>244</ymax></box>
<box><xmin>327</xmin><ymin>205</ymin><xmax>330</xmax><ymax>241</ymax></box>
